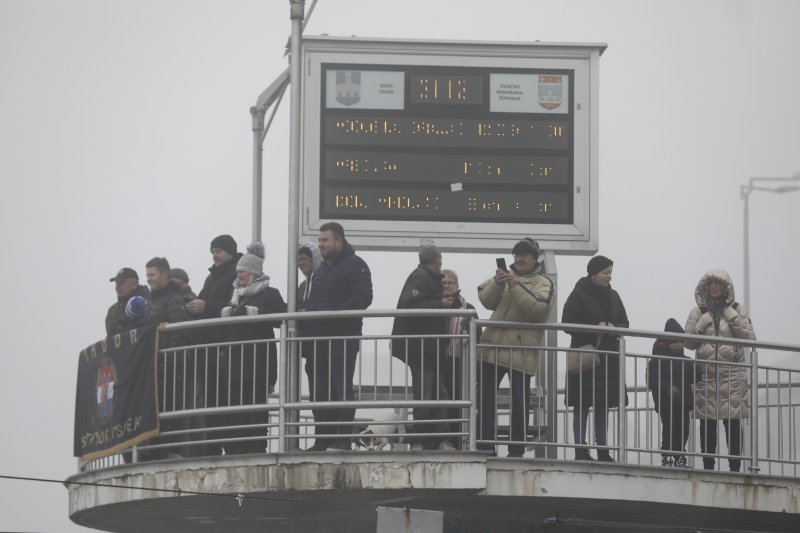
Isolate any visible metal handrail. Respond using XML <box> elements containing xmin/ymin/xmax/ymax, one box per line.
<box><xmin>78</xmin><ymin>310</ymin><xmax>800</xmax><ymax>477</ymax></box>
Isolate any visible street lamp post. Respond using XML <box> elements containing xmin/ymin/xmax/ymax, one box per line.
<box><xmin>740</xmin><ymin>172</ymin><xmax>800</xmax><ymax>311</ymax></box>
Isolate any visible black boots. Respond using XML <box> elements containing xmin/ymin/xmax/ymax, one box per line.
<box><xmin>596</xmin><ymin>449</ymin><xmax>615</xmax><ymax>462</ymax></box>
<box><xmin>574</xmin><ymin>448</ymin><xmax>595</xmax><ymax>461</ymax></box>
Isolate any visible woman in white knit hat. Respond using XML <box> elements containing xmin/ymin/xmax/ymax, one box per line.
<box><xmin>215</xmin><ymin>241</ymin><xmax>286</xmax><ymax>455</ymax></box>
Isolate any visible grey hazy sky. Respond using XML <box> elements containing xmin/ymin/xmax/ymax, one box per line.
<box><xmin>1</xmin><ymin>1</ymin><xmax>799</xmax><ymax>531</ymax></box>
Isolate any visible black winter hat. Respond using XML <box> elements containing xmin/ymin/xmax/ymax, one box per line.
<box><xmin>587</xmin><ymin>255</ymin><xmax>613</xmax><ymax>276</ymax></box>
<box><xmin>663</xmin><ymin>318</ymin><xmax>684</xmax><ymax>335</ymax></box>
<box><xmin>210</xmin><ymin>234</ymin><xmax>237</xmax><ymax>256</ymax></box>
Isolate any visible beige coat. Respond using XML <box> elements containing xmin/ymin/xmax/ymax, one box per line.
<box><xmin>685</xmin><ymin>270</ymin><xmax>755</xmax><ymax>420</ymax></box>
<box><xmin>477</xmin><ymin>263</ymin><xmax>555</xmax><ymax>373</ymax></box>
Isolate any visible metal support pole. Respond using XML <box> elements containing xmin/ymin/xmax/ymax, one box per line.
<box><xmin>741</xmin><ymin>186</ymin><xmax>750</xmax><ymax>311</ymax></box>
<box><xmin>278</xmin><ymin>322</ymin><xmax>288</xmax><ymax>453</ymax></box>
<box><xmin>250</xmin><ymin>106</ymin><xmax>266</xmax><ymax>242</ymax></box>
<box><xmin>740</xmin><ymin>172</ymin><xmax>800</xmax><ymax>313</ymax></box>
<box><xmin>468</xmin><ymin>317</ymin><xmax>478</xmax><ymax>451</ymax></box>
<box><xmin>749</xmin><ymin>346</ymin><xmax>760</xmax><ymax>473</ymax></box>
<box><xmin>618</xmin><ymin>336</ymin><xmax>627</xmax><ymax>463</ymax></box>
<box><xmin>286</xmin><ymin>0</ymin><xmax>305</xmax><ymax>448</ymax></box>
<box><xmin>287</xmin><ymin>1</ymin><xmax>303</xmax><ymax>316</ymax></box>
<box><xmin>542</xmin><ymin>250</ymin><xmax>558</xmax><ymax>458</ymax></box>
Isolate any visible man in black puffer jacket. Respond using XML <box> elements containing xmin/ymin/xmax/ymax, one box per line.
<box><xmin>302</xmin><ymin>222</ymin><xmax>372</xmax><ymax>451</ymax></box>
<box><xmin>144</xmin><ymin>256</ymin><xmax>195</xmax><ymax>458</ymax></box>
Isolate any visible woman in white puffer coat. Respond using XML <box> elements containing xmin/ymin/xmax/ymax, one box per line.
<box><xmin>685</xmin><ymin>269</ymin><xmax>755</xmax><ymax>472</ymax></box>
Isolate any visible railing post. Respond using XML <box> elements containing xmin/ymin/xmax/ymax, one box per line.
<box><xmin>278</xmin><ymin>321</ymin><xmax>289</xmax><ymax>453</ymax></box>
<box><xmin>749</xmin><ymin>346</ymin><xmax>760</xmax><ymax>473</ymax></box>
<box><xmin>618</xmin><ymin>336</ymin><xmax>627</xmax><ymax>463</ymax></box>
<box><xmin>468</xmin><ymin>317</ymin><xmax>478</xmax><ymax>451</ymax></box>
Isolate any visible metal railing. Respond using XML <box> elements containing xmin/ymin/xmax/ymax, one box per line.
<box><xmin>78</xmin><ymin>310</ymin><xmax>800</xmax><ymax>478</ymax></box>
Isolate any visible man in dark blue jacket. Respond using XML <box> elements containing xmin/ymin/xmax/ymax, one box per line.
<box><xmin>303</xmin><ymin>222</ymin><xmax>373</xmax><ymax>451</ymax></box>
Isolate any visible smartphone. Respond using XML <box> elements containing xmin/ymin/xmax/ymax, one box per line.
<box><xmin>496</xmin><ymin>257</ymin><xmax>507</xmax><ymax>271</ymax></box>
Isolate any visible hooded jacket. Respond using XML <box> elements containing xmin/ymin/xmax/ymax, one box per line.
<box><xmin>685</xmin><ymin>269</ymin><xmax>755</xmax><ymax>420</ymax></box>
<box><xmin>648</xmin><ymin>339</ymin><xmax>701</xmax><ymax>413</ymax></box>
<box><xmin>297</xmin><ymin>241</ymin><xmax>322</xmax><ymax>310</ymax></box>
<box><xmin>477</xmin><ymin>262</ymin><xmax>554</xmax><ymax>373</ymax></box>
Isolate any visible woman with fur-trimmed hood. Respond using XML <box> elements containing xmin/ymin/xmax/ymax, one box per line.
<box><xmin>685</xmin><ymin>269</ymin><xmax>755</xmax><ymax>472</ymax></box>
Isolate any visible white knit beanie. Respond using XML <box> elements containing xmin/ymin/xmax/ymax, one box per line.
<box><xmin>236</xmin><ymin>241</ymin><xmax>265</xmax><ymax>276</ymax></box>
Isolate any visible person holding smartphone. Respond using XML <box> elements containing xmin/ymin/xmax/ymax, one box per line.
<box><xmin>476</xmin><ymin>238</ymin><xmax>555</xmax><ymax>457</ymax></box>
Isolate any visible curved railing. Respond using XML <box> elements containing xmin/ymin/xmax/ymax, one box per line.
<box><xmin>78</xmin><ymin>309</ymin><xmax>800</xmax><ymax>478</ymax></box>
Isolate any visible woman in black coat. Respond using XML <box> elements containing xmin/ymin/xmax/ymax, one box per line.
<box><xmin>562</xmin><ymin>255</ymin><xmax>629</xmax><ymax>462</ymax></box>
<box><xmin>217</xmin><ymin>242</ymin><xmax>286</xmax><ymax>455</ymax></box>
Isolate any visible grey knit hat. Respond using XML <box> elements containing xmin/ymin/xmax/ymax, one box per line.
<box><xmin>236</xmin><ymin>241</ymin><xmax>265</xmax><ymax>276</ymax></box>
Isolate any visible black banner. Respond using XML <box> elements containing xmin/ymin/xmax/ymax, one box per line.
<box><xmin>74</xmin><ymin>326</ymin><xmax>160</xmax><ymax>461</ymax></box>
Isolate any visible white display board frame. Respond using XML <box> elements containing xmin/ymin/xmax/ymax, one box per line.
<box><xmin>300</xmin><ymin>36</ymin><xmax>605</xmax><ymax>254</ymax></box>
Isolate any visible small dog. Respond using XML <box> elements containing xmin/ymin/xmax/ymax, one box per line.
<box><xmin>355</xmin><ymin>408</ymin><xmax>409</xmax><ymax>451</ymax></box>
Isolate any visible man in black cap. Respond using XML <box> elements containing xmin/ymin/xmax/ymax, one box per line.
<box><xmin>105</xmin><ymin>267</ymin><xmax>150</xmax><ymax>337</ymax></box>
<box><xmin>476</xmin><ymin>237</ymin><xmax>555</xmax><ymax>457</ymax></box>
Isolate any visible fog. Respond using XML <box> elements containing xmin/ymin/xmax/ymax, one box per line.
<box><xmin>1</xmin><ymin>1</ymin><xmax>798</xmax><ymax>531</ymax></box>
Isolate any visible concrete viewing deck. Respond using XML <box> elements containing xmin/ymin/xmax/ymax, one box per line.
<box><xmin>68</xmin><ymin>452</ymin><xmax>800</xmax><ymax>533</ymax></box>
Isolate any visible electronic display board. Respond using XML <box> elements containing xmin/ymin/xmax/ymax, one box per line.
<box><xmin>301</xmin><ymin>37</ymin><xmax>605</xmax><ymax>253</ymax></box>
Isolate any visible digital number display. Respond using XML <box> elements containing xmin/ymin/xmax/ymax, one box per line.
<box><xmin>411</xmin><ymin>75</ymin><xmax>483</xmax><ymax>105</ymax></box>
<box><xmin>325</xmin><ymin>188</ymin><xmax>569</xmax><ymax>221</ymax></box>
<box><xmin>320</xmin><ymin>64</ymin><xmax>573</xmax><ymax>224</ymax></box>
<box><xmin>324</xmin><ymin>150</ymin><xmax>569</xmax><ymax>185</ymax></box>
<box><xmin>325</xmin><ymin>117</ymin><xmax>568</xmax><ymax>149</ymax></box>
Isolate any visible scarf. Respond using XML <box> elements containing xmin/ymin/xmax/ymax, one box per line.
<box><xmin>447</xmin><ymin>295</ymin><xmax>468</xmax><ymax>357</ymax></box>
<box><xmin>706</xmin><ymin>294</ymin><xmax>726</xmax><ymax>334</ymax></box>
<box><xmin>587</xmin><ymin>276</ymin><xmax>614</xmax><ymax>321</ymax></box>
<box><xmin>229</xmin><ymin>275</ymin><xmax>270</xmax><ymax>308</ymax></box>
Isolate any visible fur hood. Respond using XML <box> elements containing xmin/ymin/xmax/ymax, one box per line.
<box><xmin>694</xmin><ymin>269</ymin><xmax>736</xmax><ymax>308</ymax></box>
<box><xmin>298</xmin><ymin>241</ymin><xmax>323</xmax><ymax>277</ymax></box>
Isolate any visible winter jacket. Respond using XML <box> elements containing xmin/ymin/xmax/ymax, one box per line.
<box><xmin>477</xmin><ymin>262</ymin><xmax>555</xmax><ymax>373</ymax></box>
<box><xmin>562</xmin><ymin>276</ymin><xmax>629</xmax><ymax>409</ymax></box>
<box><xmin>648</xmin><ymin>340</ymin><xmax>701</xmax><ymax>413</ymax></box>
<box><xmin>297</xmin><ymin>241</ymin><xmax>322</xmax><ymax>311</ymax></box>
<box><xmin>197</xmin><ymin>254</ymin><xmax>243</xmax><ymax>318</ymax></box>
<box><xmin>302</xmin><ymin>240</ymin><xmax>372</xmax><ymax>339</ymax></box>
<box><xmin>685</xmin><ymin>270</ymin><xmax>755</xmax><ymax>420</ymax></box>
<box><xmin>220</xmin><ymin>279</ymin><xmax>287</xmax><ymax>398</ymax></box>
<box><xmin>390</xmin><ymin>265</ymin><xmax>448</xmax><ymax>363</ymax></box>
<box><xmin>105</xmin><ymin>285</ymin><xmax>150</xmax><ymax>337</ymax></box>
<box><xmin>148</xmin><ymin>281</ymin><xmax>193</xmax><ymax>348</ymax></box>
<box><xmin>196</xmin><ymin>253</ymin><xmax>243</xmax><ymax>342</ymax></box>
